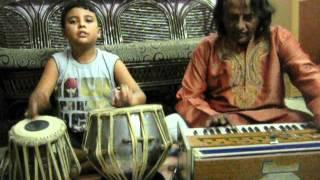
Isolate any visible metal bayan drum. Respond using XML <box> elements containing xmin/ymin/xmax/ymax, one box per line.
<box><xmin>83</xmin><ymin>104</ymin><xmax>172</xmax><ymax>180</ymax></box>
<box><xmin>8</xmin><ymin>116</ymin><xmax>81</xmax><ymax>180</ymax></box>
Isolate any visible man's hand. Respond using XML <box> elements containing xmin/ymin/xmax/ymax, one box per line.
<box><xmin>205</xmin><ymin>114</ymin><xmax>229</xmax><ymax>127</ymax></box>
<box><xmin>308</xmin><ymin>120</ymin><xmax>320</xmax><ymax>130</ymax></box>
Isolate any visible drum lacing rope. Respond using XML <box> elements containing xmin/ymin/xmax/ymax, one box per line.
<box><xmin>84</xmin><ymin>114</ymin><xmax>110</xmax><ymax>179</ymax></box>
<box><xmin>10</xmin><ymin>139</ymin><xmax>23</xmax><ymax>180</ymax></box>
<box><xmin>108</xmin><ymin>113</ymin><xmax>126</xmax><ymax>179</ymax></box>
<box><xmin>47</xmin><ymin>140</ymin><xmax>63</xmax><ymax>180</ymax></box>
<box><xmin>145</xmin><ymin>109</ymin><xmax>172</xmax><ymax>180</ymax></box>
<box><xmin>138</xmin><ymin>110</ymin><xmax>149</xmax><ymax>180</ymax></box>
<box><xmin>56</xmin><ymin>136</ymin><xmax>70</xmax><ymax>178</ymax></box>
<box><xmin>83</xmin><ymin>114</ymin><xmax>104</xmax><ymax>178</ymax></box>
<box><xmin>64</xmin><ymin>132</ymin><xmax>81</xmax><ymax>176</ymax></box>
<box><xmin>34</xmin><ymin>145</ymin><xmax>46</xmax><ymax>180</ymax></box>
<box><xmin>0</xmin><ymin>148</ymin><xmax>9</xmax><ymax>180</ymax></box>
<box><xmin>127</xmin><ymin>111</ymin><xmax>139</xmax><ymax>180</ymax></box>
<box><xmin>96</xmin><ymin>113</ymin><xmax>122</xmax><ymax>180</ymax></box>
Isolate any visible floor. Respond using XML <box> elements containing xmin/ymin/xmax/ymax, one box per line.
<box><xmin>0</xmin><ymin>146</ymin><xmax>177</xmax><ymax>180</ymax></box>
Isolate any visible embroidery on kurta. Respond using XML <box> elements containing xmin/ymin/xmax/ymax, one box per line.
<box><xmin>219</xmin><ymin>40</ymin><xmax>269</xmax><ymax>108</ymax></box>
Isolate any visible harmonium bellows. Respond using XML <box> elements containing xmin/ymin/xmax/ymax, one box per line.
<box><xmin>177</xmin><ymin>123</ymin><xmax>320</xmax><ymax>180</ymax></box>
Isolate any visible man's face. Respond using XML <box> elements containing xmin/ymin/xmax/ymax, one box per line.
<box><xmin>64</xmin><ymin>7</ymin><xmax>101</xmax><ymax>47</ymax></box>
<box><xmin>222</xmin><ymin>0</ymin><xmax>259</xmax><ymax>47</ymax></box>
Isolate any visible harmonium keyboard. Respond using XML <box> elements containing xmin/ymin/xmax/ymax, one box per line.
<box><xmin>177</xmin><ymin>123</ymin><xmax>320</xmax><ymax>180</ymax></box>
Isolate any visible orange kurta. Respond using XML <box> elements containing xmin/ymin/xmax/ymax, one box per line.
<box><xmin>176</xmin><ymin>26</ymin><xmax>320</xmax><ymax>127</ymax></box>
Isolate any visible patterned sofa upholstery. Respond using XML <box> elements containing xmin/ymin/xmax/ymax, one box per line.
<box><xmin>0</xmin><ymin>0</ymin><xmax>215</xmax><ymax>146</ymax></box>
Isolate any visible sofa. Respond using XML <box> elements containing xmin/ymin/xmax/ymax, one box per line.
<box><xmin>0</xmin><ymin>0</ymin><xmax>215</xmax><ymax>146</ymax></box>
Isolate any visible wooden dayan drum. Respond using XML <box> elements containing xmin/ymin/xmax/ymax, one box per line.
<box><xmin>8</xmin><ymin>116</ymin><xmax>81</xmax><ymax>180</ymax></box>
<box><xmin>83</xmin><ymin>104</ymin><xmax>172</xmax><ymax>180</ymax></box>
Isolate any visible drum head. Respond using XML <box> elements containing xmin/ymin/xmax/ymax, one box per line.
<box><xmin>89</xmin><ymin>104</ymin><xmax>163</xmax><ymax>116</ymax></box>
<box><xmin>9</xmin><ymin>116</ymin><xmax>66</xmax><ymax>146</ymax></box>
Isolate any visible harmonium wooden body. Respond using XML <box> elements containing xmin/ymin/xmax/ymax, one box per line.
<box><xmin>177</xmin><ymin>123</ymin><xmax>320</xmax><ymax>180</ymax></box>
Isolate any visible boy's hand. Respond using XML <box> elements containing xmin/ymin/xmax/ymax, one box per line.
<box><xmin>25</xmin><ymin>92</ymin><xmax>50</xmax><ymax>119</ymax></box>
<box><xmin>24</xmin><ymin>100</ymin><xmax>39</xmax><ymax>119</ymax></box>
<box><xmin>112</xmin><ymin>84</ymin><xmax>133</xmax><ymax>107</ymax></box>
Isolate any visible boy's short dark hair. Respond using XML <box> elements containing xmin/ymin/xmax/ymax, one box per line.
<box><xmin>213</xmin><ymin>0</ymin><xmax>275</xmax><ymax>39</ymax></box>
<box><xmin>60</xmin><ymin>0</ymin><xmax>98</xmax><ymax>30</ymax></box>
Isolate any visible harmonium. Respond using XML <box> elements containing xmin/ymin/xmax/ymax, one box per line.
<box><xmin>177</xmin><ymin>123</ymin><xmax>320</xmax><ymax>180</ymax></box>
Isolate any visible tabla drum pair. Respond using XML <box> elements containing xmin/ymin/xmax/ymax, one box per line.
<box><xmin>83</xmin><ymin>104</ymin><xmax>172</xmax><ymax>180</ymax></box>
<box><xmin>7</xmin><ymin>116</ymin><xmax>81</xmax><ymax>180</ymax></box>
<box><xmin>7</xmin><ymin>104</ymin><xmax>172</xmax><ymax>180</ymax></box>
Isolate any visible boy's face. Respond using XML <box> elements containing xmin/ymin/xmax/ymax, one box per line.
<box><xmin>64</xmin><ymin>7</ymin><xmax>101</xmax><ymax>47</ymax></box>
<box><xmin>222</xmin><ymin>0</ymin><xmax>259</xmax><ymax>47</ymax></box>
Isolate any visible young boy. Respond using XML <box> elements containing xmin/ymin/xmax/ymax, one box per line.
<box><xmin>25</xmin><ymin>0</ymin><xmax>146</xmax><ymax>145</ymax></box>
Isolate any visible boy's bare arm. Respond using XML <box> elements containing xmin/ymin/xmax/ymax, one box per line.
<box><xmin>25</xmin><ymin>58</ymin><xmax>59</xmax><ymax>118</ymax></box>
<box><xmin>113</xmin><ymin>60</ymin><xmax>146</xmax><ymax>107</ymax></box>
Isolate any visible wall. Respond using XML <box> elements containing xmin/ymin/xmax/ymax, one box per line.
<box><xmin>270</xmin><ymin>0</ymin><xmax>299</xmax><ymax>97</ymax></box>
<box><xmin>270</xmin><ymin>0</ymin><xmax>299</xmax><ymax>38</ymax></box>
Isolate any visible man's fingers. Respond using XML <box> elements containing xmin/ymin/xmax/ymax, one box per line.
<box><xmin>308</xmin><ymin>121</ymin><xmax>320</xmax><ymax>130</ymax></box>
<box><xmin>211</xmin><ymin>118</ymin><xmax>220</xmax><ymax>126</ymax></box>
<box><xmin>209</xmin><ymin>114</ymin><xmax>229</xmax><ymax>126</ymax></box>
<box><xmin>219</xmin><ymin>117</ymin><xmax>227</xmax><ymax>125</ymax></box>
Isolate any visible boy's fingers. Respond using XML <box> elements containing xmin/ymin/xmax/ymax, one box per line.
<box><xmin>112</xmin><ymin>85</ymin><xmax>133</xmax><ymax>107</ymax></box>
<box><xmin>120</xmin><ymin>85</ymin><xmax>128</xmax><ymax>98</ymax></box>
<box><xmin>112</xmin><ymin>88</ymin><xmax>125</xmax><ymax>107</ymax></box>
<box><xmin>24</xmin><ymin>111</ymin><xmax>29</xmax><ymax>118</ymax></box>
<box><xmin>31</xmin><ymin>102</ymin><xmax>38</xmax><ymax>118</ymax></box>
<box><xmin>120</xmin><ymin>85</ymin><xmax>132</xmax><ymax>106</ymax></box>
<box><xmin>25</xmin><ymin>101</ymin><xmax>38</xmax><ymax>119</ymax></box>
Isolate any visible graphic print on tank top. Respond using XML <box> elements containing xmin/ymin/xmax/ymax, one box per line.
<box><xmin>56</xmin><ymin>76</ymin><xmax>112</xmax><ymax>132</ymax></box>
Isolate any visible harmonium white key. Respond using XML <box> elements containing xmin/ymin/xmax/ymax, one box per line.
<box><xmin>177</xmin><ymin>122</ymin><xmax>320</xmax><ymax>180</ymax></box>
